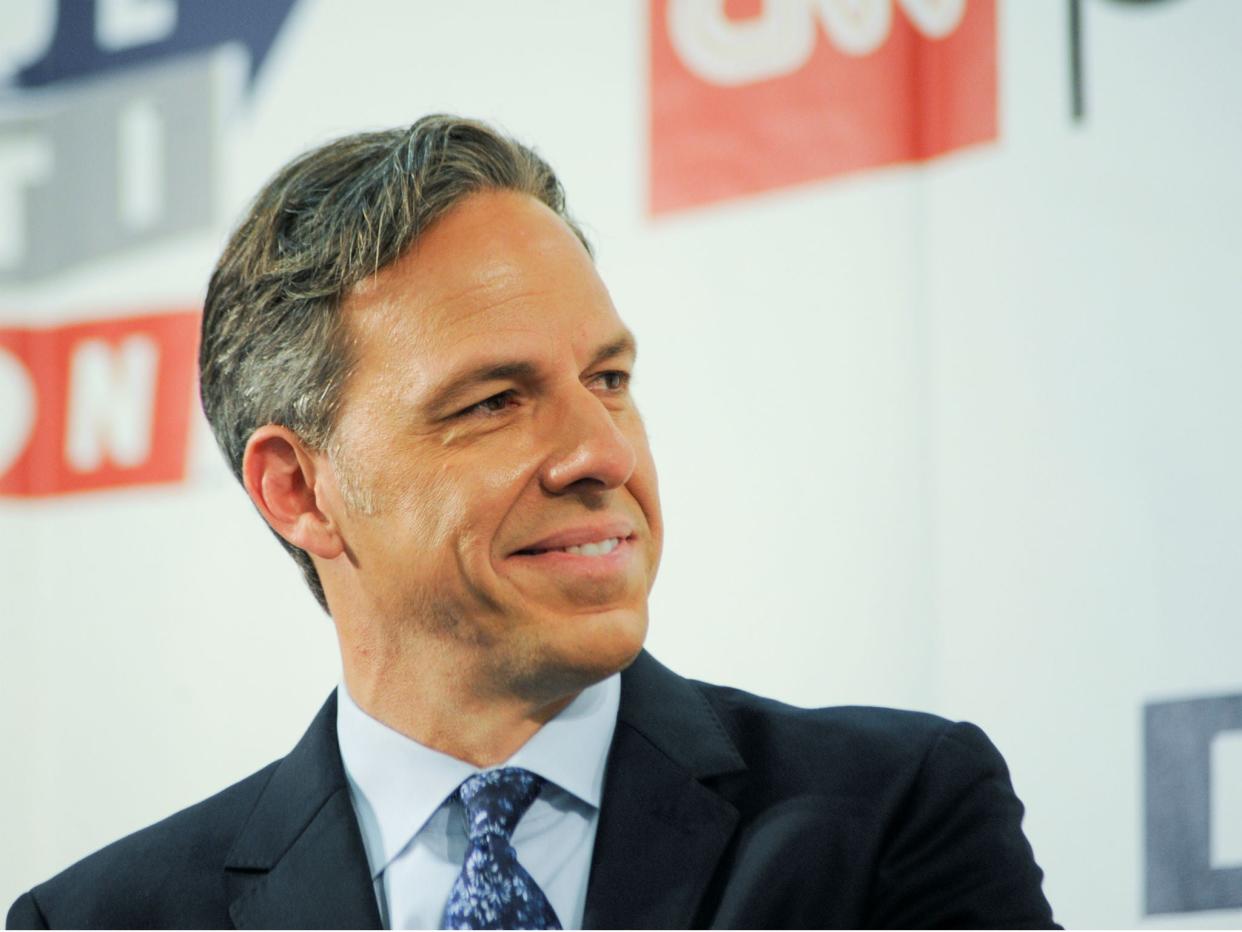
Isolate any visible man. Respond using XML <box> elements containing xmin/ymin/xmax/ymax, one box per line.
<box><xmin>7</xmin><ymin>115</ymin><xmax>1057</xmax><ymax>929</ymax></box>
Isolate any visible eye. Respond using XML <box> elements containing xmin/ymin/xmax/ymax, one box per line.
<box><xmin>594</xmin><ymin>370</ymin><xmax>630</xmax><ymax>392</ymax></box>
<box><xmin>460</xmin><ymin>390</ymin><xmax>518</xmax><ymax>417</ymax></box>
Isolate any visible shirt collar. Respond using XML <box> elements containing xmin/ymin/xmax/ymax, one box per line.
<box><xmin>503</xmin><ymin>673</ymin><xmax>619</xmax><ymax>810</ymax></box>
<box><xmin>336</xmin><ymin>673</ymin><xmax>620</xmax><ymax>876</ymax></box>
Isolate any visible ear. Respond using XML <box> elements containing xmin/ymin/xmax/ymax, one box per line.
<box><xmin>242</xmin><ymin>425</ymin><xmax>345</xmax><ymax>561</ymax></box>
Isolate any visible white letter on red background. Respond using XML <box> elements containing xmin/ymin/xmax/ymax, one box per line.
<box><xmin>65</xmin><ymin>334</ymin><xmax>159</xmax><ymax>471</ymax></box>
<box><xmin>0</xmin><ymin>344</ymin><xmax>36</xmax><ymax>477</ymax></box>
<box><xmin>667</xmin><ymin>0</ymin><xmax>817</xmax><ymax>86</ymax></box>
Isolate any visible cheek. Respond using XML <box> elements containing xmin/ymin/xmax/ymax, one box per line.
<box><xmin>479</xmin><ymin>457</ymin><xmax>537</xmax><ymax>497</ymax></box>
<box><xmin>393</xmin><ymin>453</ymin><xmax>532</xmax><ymax>557</ymax></box>
<box><xmin>388</xmin><ymin>461</ymin><xmax>471</xmax><ymax>551</ymax></box>
<box><xmin>629</xmin><ymin>435</ymin><xmax>664</xmax><ymax>556</ymax></box>
<box><xmin>643</xmin><ymin>482</ymin><xmax>664</xmax><ymax>571</ymax></box>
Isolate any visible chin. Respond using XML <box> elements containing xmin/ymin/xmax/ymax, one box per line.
<box><xmin>508</xmin><ymin>607</ymin><xmax>647</xmax><ymax>702</ymax></box>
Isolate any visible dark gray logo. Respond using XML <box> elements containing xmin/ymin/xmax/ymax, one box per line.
<box><xmin>1146</xmin><ymin>694</ymin><xmax>1242</xmax><ymax>914</ymax></box>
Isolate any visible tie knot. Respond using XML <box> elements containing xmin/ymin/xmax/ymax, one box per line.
<box><xmin>457</xmin><ymin>767</ymin><xmax>543</xmax><ymax>843</ymax></box>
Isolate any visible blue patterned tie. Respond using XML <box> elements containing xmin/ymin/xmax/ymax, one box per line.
<box><xmin>441</xmin><ymin>767</ymin><xmax>563</xmax><ymax>930</ymax></box>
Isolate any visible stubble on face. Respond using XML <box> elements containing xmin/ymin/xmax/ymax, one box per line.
<box><xmin>329</xmin><ymin>442</ymin><xmax>511</xmax><ymax>638</ymax></box>
<box><xmin>316</xmin><ymin>189</ymin><xmax>662</xmax><ymax>714</ymax></box>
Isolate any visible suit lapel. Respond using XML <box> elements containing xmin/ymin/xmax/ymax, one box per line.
<box><xmin>219</xmin><ymin>658</ymin><xmax>743</xmax><ymax>929</ymax></box>
<box><xmin>583</xmin><ymin>652</ymin><xmax>747</xmax><ymax>929</ymax></box>
<box><xmin>224</xmin><ymin>692</ymin><xmax>382</xmax><ymax>930</ymax></box>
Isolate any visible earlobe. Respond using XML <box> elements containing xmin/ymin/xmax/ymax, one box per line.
<box><xmin>242</xmin><ymin>426</ymin><xmax>345</xmax><ymax>560</ymax></box>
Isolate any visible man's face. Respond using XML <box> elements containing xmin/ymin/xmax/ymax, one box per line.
<box><xmin>322</xmin><ymin>189</ymin><xmax>662</xmax><ymax>700</ymax></box>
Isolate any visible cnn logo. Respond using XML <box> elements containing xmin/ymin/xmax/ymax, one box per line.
<box><xmin>668</xmin><ymin>0</ymin><xmax>967</xmax><ymax>83</ymax></box>
<box><xmin>650</xmin><ymin>0</ymin><xmax>997</xmax><ymax>212</ymax></box>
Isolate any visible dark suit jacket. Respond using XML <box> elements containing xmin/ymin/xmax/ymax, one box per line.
<box><xmin>7</xmin><ymin>652</ymin><xmax>1056</xmax><ymax>928</ymax></box>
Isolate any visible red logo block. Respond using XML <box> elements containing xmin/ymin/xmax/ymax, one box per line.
<box><xmin>650</xmin><ymin>0</ymin><xmax>998</xmax><ymax>213</ymax></box>
<box><xmin>0</xmin><ymin>311</ymin><xmax>200</xmax><ymax>497</ymax></box>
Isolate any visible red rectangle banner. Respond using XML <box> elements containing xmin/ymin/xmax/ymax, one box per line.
<box><xmin>650</xmin><ymin>0</ymin><xmax>998</xmax><ymax>213</ymax></box>
<box><xmin>0</xmin><ymin>310</ymin><xmax>201</xmax><ymax>496</ymax></box>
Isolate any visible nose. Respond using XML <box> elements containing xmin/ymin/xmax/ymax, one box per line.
<box><xmin>540</xmin><ymin>385</ymin><xmax>637</xmax><ymax>496</ymax></box>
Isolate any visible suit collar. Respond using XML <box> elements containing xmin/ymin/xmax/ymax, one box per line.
<box><xmin>224</xmin><ymin>691</ymin><xmax>382</xmax><ymax>929</ymax></box>
<box><xmin>219</xmin><ymin>653</ymin><xmax>744</xmax><ymax>930</ymax></box>
<box><xmin>584</xmin><ymin>651</ymin><xmax>747</xmax><ymax>929</ymax></box>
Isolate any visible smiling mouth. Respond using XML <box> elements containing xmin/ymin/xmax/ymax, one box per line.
<box><xmin>514</xmin><ymin>536</ymin><xmax>628</xmax><ymax>557</ymax></box>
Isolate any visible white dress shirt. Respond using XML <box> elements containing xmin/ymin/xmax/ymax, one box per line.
<box><xmin>336</xmin><ymin>675</ymin><xmax>621</xmax><ymax>930</ymax></box>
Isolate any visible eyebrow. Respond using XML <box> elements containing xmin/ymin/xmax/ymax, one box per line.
<box><xmin>423</xmin><ymin>330</ymin><xmax>638</xmax><ymax>416</ymax></box>
<box><xmin>589</xmin><ymin>332</ymin><xmax>638</xmax><ymax>369</ymax></box>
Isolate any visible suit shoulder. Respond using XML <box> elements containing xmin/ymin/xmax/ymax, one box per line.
<box><xmin>696</xmin><ymin>678</ymin><xmax>953</xmax><ymax>752</ymax></box>
<box><xmin>691</xmin><ymin>678</ymin><xmax>1004</xmax><ymax>795</ymax></box>
<box><xmin>19</xmin><ymin>760</ymin><xmax>280</xmax><ymax>929</ymax></box>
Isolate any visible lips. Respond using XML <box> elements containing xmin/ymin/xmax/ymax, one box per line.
<box><xmin>512</xmin><ymin>521</ymin><xmax>636</xmax><ymax>556</ymax></box>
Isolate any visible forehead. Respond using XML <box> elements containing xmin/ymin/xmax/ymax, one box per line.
<box><xmin>340</xmin><ymin>190</ymin><xmax>621</xmax><ymax>391</ymax></box>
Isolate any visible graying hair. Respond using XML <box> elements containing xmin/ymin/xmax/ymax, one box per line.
<box><xmin>199</xmin><ymin>115</ymin><xmax>591</xmax><ymax>612</ymax></box>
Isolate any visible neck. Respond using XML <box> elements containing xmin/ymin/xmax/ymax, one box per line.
<box><xmin>336</xmin><ymin>630</ymin><xmax>578</xmax><ymax>767</ymax></box>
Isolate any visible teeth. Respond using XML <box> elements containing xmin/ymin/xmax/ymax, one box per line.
<box><xmin>561</xmin><ymin>537</ymin><xmax>620</xmax><ymax>557</ymax></box>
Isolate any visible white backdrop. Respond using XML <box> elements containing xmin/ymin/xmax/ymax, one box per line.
<box><xmin>2</xmin><ymin>1</ymin><xmax>1241</xmax><ymax>927</ymax></box>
